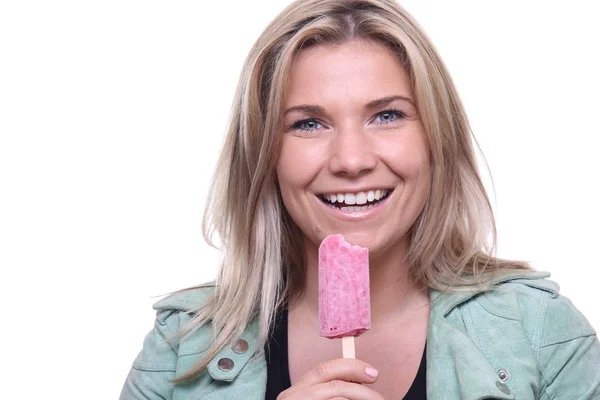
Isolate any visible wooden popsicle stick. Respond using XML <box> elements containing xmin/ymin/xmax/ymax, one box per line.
<box><xmin>342</xmin><ymin>336</ymin><xmax>356</xmax><ymax>359</ymax></box>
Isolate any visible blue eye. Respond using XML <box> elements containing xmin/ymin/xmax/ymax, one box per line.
<box><xmin>375</xmin><ymin>109</ymin><xmax>406</xmax><ymax>124</ymax></box>
<box><xmin>291</xmin><ymin>118</ymin><xmax>322</xmax><ymax>132</ymax></box>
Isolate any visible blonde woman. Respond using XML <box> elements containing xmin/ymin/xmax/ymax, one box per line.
<box><xmin>120</xmin><ymin>0</ymin><xmax>600</xmax><ymax>398</ymax></box>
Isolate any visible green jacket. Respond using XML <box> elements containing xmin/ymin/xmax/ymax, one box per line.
<box><xmin>120</xmin><ymin>272</ymin><xmax>600</xmax><ymax>399</ymax></box>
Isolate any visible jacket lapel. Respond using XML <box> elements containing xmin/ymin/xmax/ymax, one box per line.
<box><xmin>427</xmin><ymin>317</ymin><xmax>514</xmax><ymax>399</ymax></box>
<box><xmin>426</xmin><ymin>271</ymin><xmax>550</xmax><ymax>399</ymax></box>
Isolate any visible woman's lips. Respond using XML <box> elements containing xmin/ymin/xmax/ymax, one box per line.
<box><xmin>316</xmin><ymin>190</ymin><xmax>393</xmax><ymax>220</ymax></box>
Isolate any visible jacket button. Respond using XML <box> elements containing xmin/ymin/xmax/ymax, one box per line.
<box><xmin>495</xmin><ymin>381</ymin><xmax>511</xmax><ymax>395</ymax></box>
<box><xmin>217</xmin><ymin>357</ymin><xmax>234</xmax><ymax>371</ymax></box>
<box><xmin>232</xmin><ymin>339</ymin><xmax>249</xmax><ymax>354</ymax></box>
<box><xmin>497</xmin><ymin>369</ymin><xmax>510</xmax><ymax>382</ymax></box>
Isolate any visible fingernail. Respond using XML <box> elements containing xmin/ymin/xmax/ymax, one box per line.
<box><xmin>365</xmin><ymin>366</ymin><xmax>379</xmax><ymax>378</ymax></box>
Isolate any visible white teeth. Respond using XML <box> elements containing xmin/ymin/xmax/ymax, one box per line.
<box><xmin>367</xmin><ymin>191</ymin><xmax>375</xmax><ymax>202</ymax></box>
<box><xmin>323</xmin><ymin>190</ymin><xmax>389</xmax><ymax>205</ymax></box>
<box><xmin>355</xmin><ymin>192</ymin><xmax>367</xmax><ymax>205</ymax></box>
<box><xmin>340</xmin><ymin>204</ymin><xmax>372</xmax><ymax>211</ymax></box>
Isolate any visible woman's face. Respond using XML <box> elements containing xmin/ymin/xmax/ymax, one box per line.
<box><xmin>276</xmin><ymin>40</ymin><xmax>431</xmax><ymax>258</ymax></box>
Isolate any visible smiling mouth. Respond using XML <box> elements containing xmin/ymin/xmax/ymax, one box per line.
<box><xmin>318</xmin><ymin>190</ymin><xmax>392</xmax><ymax>211</ymax></box>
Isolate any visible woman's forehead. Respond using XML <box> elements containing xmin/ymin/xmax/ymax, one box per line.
<box><xmin>284</xmin><ymin>40</ymin><xmax>413</xmax><ymax>109</ymax></box>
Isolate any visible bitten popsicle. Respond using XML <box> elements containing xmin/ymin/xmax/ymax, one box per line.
<box><xmin>318</xmin><ymin>234</ymin><xmax>371</xmax><ymax>358</ymax></box>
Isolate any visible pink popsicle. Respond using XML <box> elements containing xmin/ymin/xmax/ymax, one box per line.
<box><xmin>318</xmin><ymin>234</ymin><xmax>371</xmax><ymax>339</ymax></box>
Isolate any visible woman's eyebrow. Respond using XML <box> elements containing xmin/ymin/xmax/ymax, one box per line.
<box><xmin>283</xmin><ymin>95</ymin><xmax>414</xmax><ymax>116</ymax></box>
<box><xmin>283</xmin><ymin>104</ymin><xmax>324</xmax><ymax>116</ymax></box>
<box><xmin>366</xmin><ymin>95</ymin><xmax>414</xmax><ymax>109</ymax></box>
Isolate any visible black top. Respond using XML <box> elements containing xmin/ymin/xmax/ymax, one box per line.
<box><xmin>265</xmin><ymin>308</ymin><xmax>427</xmax><ymax>399</ymax></box>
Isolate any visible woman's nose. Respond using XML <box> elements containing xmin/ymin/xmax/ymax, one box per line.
<box><xmin>328</xmin><ymin>126</ymin><xmax>377</xmax><ymax>177</ymax></box>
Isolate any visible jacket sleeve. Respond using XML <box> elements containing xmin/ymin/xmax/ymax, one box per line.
<box><xmin>538</xmin><ymin>294</ymin><xmax>600</xmax><ymax>399</ymax></box>
<box><xmin>119</xmin><ymin>309</ymin><xmax>180</xmax><ymax>400</ymax></box>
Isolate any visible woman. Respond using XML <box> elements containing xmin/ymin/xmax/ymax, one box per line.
<box><xmin>120</xmin><ymin>0</ymin><xmax>600</xmax><ymax>398</ymax></box>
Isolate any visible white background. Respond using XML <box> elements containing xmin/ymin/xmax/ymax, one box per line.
<box><xmin>1</xmin><ymin>1</ymin><xmax>598</xmax><ymax>398</ymax></box>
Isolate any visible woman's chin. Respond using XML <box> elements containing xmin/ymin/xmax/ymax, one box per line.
<box><xmin>330</xmin><ymin>230</ymin><xmax>410</xmax><ymax>258</ymax></box>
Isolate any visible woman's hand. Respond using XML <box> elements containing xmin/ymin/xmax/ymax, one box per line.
<box><xmin>276</xmin><ymin>358</ymin><xmax>383</xmax><ymax>400</ymax></box>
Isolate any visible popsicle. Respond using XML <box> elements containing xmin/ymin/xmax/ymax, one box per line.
<box><xmin>318</xmin><ymin>234</ymin><xmax>371</xmax><ymax>358</ymax></box>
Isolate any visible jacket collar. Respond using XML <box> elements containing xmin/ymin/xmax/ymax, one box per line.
<box><xmin>426</xmin><ymin>270</ymin><xmax>552</xmax><ymax>399</ymax></box>
<box><xmin>430</xmin><ymin>270</ymin><xmax>551</xmax><ymax>317</ymax></box>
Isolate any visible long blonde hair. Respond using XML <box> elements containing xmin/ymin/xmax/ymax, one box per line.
<box><xmin>173</xmin><ymin>0</ymin><xmax>530</xmax><ymax>382</ymax></box>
